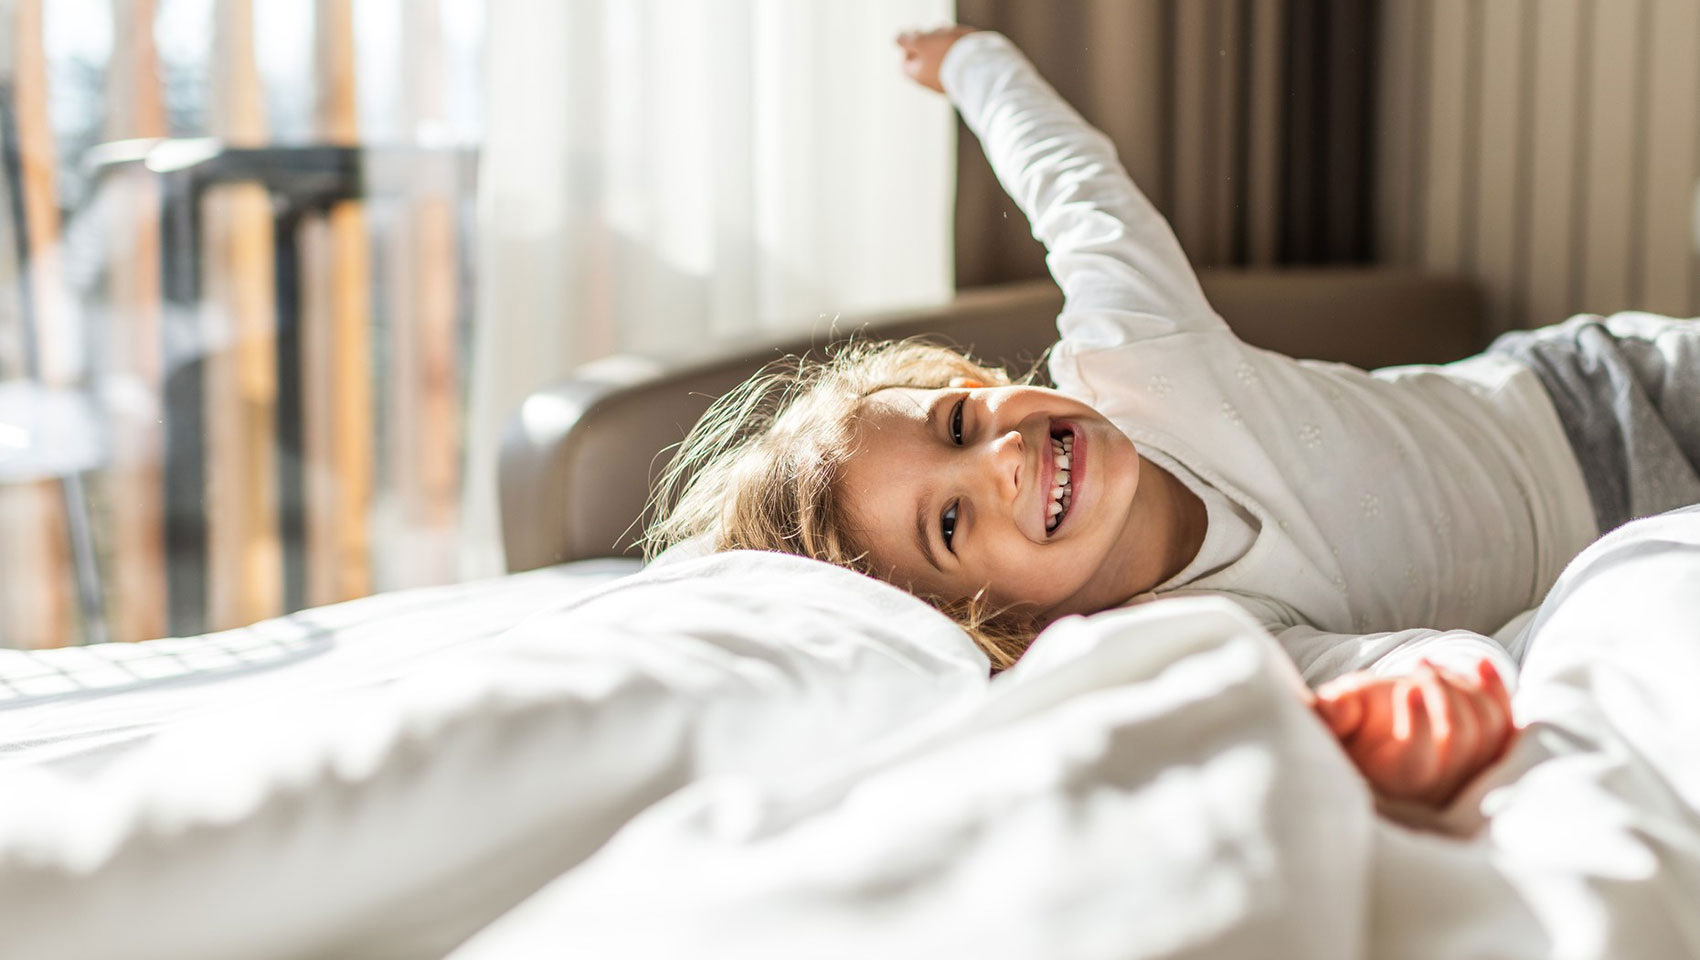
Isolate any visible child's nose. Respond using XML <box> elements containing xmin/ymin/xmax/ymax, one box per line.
<box><xmin>987</xmin><ymin>428</ymin><xmax>1025</xmax><ymax>497</ymax></box>
<box><xmin>990</xmin><ymin>427</ymin><xmax>1022</xmax><ymax>457</ymax></box>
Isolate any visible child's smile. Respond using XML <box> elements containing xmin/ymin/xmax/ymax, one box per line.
<box><xmin>840</xmin><ymin>381</ymin><xmax>1170</xmax><ymax>622</ymax></box>
<box><xmin>1044</xmin><ymin>421</ymin><xmax>1078</xmax><ymax>534</ymax></box>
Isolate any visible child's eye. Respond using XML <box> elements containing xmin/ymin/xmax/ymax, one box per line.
<box><xmin>941</xmin><ymin>501</ymin><xmax>959</xmax><ymax>552</ymax></box>
<box><xmin>950</xmin><ymin>398</ymin><xmax>965</xmax><ymax>445</ymax></box>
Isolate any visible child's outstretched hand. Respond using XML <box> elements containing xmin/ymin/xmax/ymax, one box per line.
<box><xmin>896</xmin><ymin>25</ymin><xmax>978</xmax><ymax>94</ymax></box>
<box><xmin>1315</xmin><ymin>658</ymin><xmax>1517</xmax><ymax>808</ymax></box>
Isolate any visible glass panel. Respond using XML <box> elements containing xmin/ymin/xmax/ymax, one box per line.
<box><xmin>0</xmin><ymin>0</ymin><xmax>485</xmax><ymax>647</ymax></box>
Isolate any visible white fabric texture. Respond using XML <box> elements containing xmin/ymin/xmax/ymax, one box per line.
<box><xmin>940</xmin><ymin>32</ymin><xmax>1598</xmax><ymax>685</ymax></box>
<box><xmin>0</xmin><ymin>560</ymin><xmax>637</xmax><ymax>777</ymax></box>
<box><xmin>1149</xmin><ymin>449</ymin><xmax>1261</xmax><ymax>589</ymax></box>
<box><xmin>460</xmin><ymin>0</ymin><xmax>956</xmax><ymax>576</ymax></box>
<box><xmin>449</xmin><ymin>598</ymin><xmax>1375</xmax><ymax>960</ymax></box>
<box><xmin>1371</xmin><ymin>505</ymin><xmax>1700</xmax><ymax>958</ymax></box>
<box><xmin>0</xmin><ymin>552</ymin><xmax>987</xmax><ymax>960</ymax></box>
<box><xmin>443</xmin><ymin>508</ymin><xmax>1700</xmax><ymax>960</ymax></box>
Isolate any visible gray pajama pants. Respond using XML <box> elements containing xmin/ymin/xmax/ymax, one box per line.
<box><xmin>1490</xmin><ymin>313</ymin><xmax>1700</xmax><ymax>535</ymax></box>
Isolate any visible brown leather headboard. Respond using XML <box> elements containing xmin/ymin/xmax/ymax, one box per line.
<box><xmin>500</xmin><ymin>268</ymin><xmax>1485</xmax><ymax>571</ymax></box>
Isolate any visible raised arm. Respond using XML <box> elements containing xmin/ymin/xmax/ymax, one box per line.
<box><xmin>912</xmin><ymin>28</ymin><xmax>1224</xmax><ymax>344</ymax></box>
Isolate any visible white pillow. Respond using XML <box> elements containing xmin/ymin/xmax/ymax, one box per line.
<box><xmin>645</xmin><ymin>531</ymin><xmax>714</xmax><ymax>568</ymax></box>
<box><xmin>0</xmin><ymin>550</ymin><xmax>987</xmax><ymax>960</ymax></box>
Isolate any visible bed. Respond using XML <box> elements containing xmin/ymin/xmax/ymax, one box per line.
<box><xmin>9</xmin><ymin>270</ymin><xmax>1699</xmax><ymax>959</ymax></box>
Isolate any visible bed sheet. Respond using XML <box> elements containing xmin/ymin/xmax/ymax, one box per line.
<box><xmin>0</xmin><ymin>558</ymin><xmax>640</xmax><ymax>777</ymax></box>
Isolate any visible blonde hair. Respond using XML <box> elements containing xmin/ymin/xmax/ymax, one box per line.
<box><xmin>643</xmin><ymin>337</ymin><xmax>1044</xmax><ymax>671</ymax></box>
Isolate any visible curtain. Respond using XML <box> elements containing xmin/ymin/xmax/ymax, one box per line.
<box><xmin>953</xmin><ymin>0</ymin><xmax>1379</xmax><ymax>288</ymax></box>
<box><xmin>464</xmin><ymin>0</ymin><xmax>956</xmax><ymax>576</ymax></box>
<box><xmin>1376</xmin><ymin>0</ymin><xmax>1700</xmax><ymax>335</ymax></box>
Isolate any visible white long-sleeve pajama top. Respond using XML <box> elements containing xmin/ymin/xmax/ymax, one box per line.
<box><xmin>941</xmin><ymin>32</ymin><xmax>1598</xmax><ymax>686</ymax></box>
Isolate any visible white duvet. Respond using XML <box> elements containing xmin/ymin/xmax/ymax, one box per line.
<box><xmin>453</xmin><ymin>599</ymin><xmax>1374</xmax><ymax>960</ymax></box>
<box><xmin>0</xmin><ymin>553</ymin><xmax>985</xmax><ymax>960</ymax></box>
<box><xmin>1371</xmin><ymin>506</ymin><xmax>1700</xmax><ymax>959</ymax></box>
<box><xmin>1</xmin><ymin>510</ymin><xmax>1698</xmax><ymax>959</ymax></box>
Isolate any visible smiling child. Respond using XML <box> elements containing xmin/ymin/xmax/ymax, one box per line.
<box><xmin>644</xmin><ymin>26</ymin><xmax>1698</xmax><ymax>807</ymax></box>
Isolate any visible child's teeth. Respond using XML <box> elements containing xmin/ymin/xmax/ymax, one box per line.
<box><xmin>1048</xmin><ymin>430</ymin><xmax>1077</xmax><ymax>534</ymax></box>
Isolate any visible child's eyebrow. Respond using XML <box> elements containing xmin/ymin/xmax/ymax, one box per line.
<box><xmin>914</xmin><ymin>495</ymin><xmax>942</xmax><ymax>573</ymax></box>
<box><xmin>913</xmin><ymin>394</ymin><xmax>946</xmax><ymax>573</ymax></box>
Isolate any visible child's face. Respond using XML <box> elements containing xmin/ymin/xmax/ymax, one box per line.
<box><xmin>840</xmin><ymin>380</ymin><xmax>1147</xmax><ymax>622</ymax></box>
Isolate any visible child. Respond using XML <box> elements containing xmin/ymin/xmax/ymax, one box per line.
<box><xmin>645</xmin><ymin>27</ymin><xmax>1694</xmax><ymax>806</ymax></box>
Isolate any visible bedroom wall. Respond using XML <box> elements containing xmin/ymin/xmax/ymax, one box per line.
<box><xmin>1376</xmin><ymin>0</ymin><xmax>1700</xmax><ymax>334</ymax></box>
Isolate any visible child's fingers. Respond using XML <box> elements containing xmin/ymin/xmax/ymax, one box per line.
<box><xmin>1314</xmin><ymin>688</ymin><xmax>1365</xmax><ymax>739</ymax></box>
<box><xmin>1468</xmin><ymin>659</ymin><xmax>1523</xmax><ymax>757</ymax></box>
<box><xmin>1396</xmin><ymin>684</ymin><xmax>1444</xmax><ymax>799</ymax></box>
<box><xmin>1392</xmin><ymin>676</ymin><xmax>1425</xmax><ymax>741</ymax></box>
<box><xmin>1438</xmin><ymin>676</ymin><xmax>1486</xmax><ymax>787</ymax></box>
<box><xmin>1418</xmin><ymin>659</ymin><xmax>1521</xmax><ymax>806</ymax></box>
<box><xmin>1471</xmin><ymin>689</ymin><xmax>1513</xmax><ymax>768</ymax></box>
<box><xmin>1477</xmin><ymin>659</ymin><xmax>1513</xmax><ymax>715</ymax></box>
<box><xmin>1415</xmin><ymin>662</ymin><xmax>1474</xmax><ymax>802</ymax></box>
<box><xmin>1416</xmin><ymin>662</ymin><xmax>1452</xmax><ymax>746</ymax></box>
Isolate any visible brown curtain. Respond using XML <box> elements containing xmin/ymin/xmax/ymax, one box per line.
<box><xmin>1376</xmin><ymin>0</ymin><xmax>1700</xmax><ymax>335</ymax></box>
<box><xmin>954</xmin><ymin>0</ymin><xmax>1378</xmax><ymax>288</ymax></box>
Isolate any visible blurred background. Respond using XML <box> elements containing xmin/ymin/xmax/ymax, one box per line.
<box><xmin>0</xmin><ymin>0</ymin><xmax>1696</xmax><ymax>648</ymax></box>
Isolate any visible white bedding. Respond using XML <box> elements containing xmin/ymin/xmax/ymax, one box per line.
<box><xmin>1370</xmin><ymin>507</ymin><xmax>1700</xmax><ymax>958</ymax></box>
<box><xmin>2</xmin><ymin>511</ymin><xmax>1699</xmax><ymax>959</ymax></box>
<box><xmin>0</xmin><ymin>553</ymin><xmax>985</xmax><ymax>959</ymax></box>
<box><xmin>0</xmin><ymin>559</ymin><xmax>641</xmax><ymax>776</ymax></box>
<box><xmin>451</xmin><ymin>599</ymin><xmax>1375</xmax><ymax>960</ymax></box>
<box><xmin>454</xmin><ymin>508</ymin><xmax>1700</xmax><ymax>960</ymax></box>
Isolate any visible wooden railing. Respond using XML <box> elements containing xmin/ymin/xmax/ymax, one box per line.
<box><xmin>1</xmin><ymin>0</ymin><xmax>476</xmax><ymax>647</ymax></box>
<box><xmin>1</xmin><ymin>0</ymin><xmax>83</xmax><ymax>647</ymax></box>
<box><xmin>86</xmin><ymin>143</ymin><xmax>475</xmax><ymax>644</ymax></box>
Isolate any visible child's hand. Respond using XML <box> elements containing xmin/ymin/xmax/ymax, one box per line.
<box><xmin>1314</xmin><ymin>658</ymin><xmax>1517</xmax><ymax>808</ymax></box>
<box><xmin>896</xmin><ymin>26</ymin><xmax>978</xmax><ymax>94</ymax></box>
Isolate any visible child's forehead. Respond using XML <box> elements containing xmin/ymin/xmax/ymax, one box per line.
<box><xmin>855</xmin><ymin>385</ymin><xmax>940</xmax><ymax>422</ymax></box>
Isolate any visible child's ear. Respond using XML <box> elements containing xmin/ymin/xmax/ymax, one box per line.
<box><xmin>949</xmin><ymin>377</ymin><xmax>986</xmax><ymax>389</ymax></box>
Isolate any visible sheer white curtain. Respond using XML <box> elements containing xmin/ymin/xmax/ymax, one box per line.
<box><xmin>463</xmin><ymin>0</ymin><xmax>956</xmax><ymax>575</ymax></box>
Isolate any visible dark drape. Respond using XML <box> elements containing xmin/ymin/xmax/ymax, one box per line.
<box><xmin>953</xmin><ymin>0</ymin><xmax>1379</xmax><ymax>289</ymax></box>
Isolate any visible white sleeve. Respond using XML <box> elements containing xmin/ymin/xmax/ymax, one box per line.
<box><xmin>1274</xmin><ymin>624</ymin><xmax>1521</xmax><ymax>691</ymax></box>
<box><xmin>939</xmin><ymin>31</ymin><xmax>1226</xmax><ymax>346</ymax></box>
